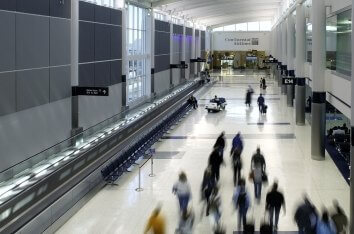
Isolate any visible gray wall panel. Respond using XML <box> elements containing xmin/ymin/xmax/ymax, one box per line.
<box><xmin>155</xmin><ymin>31</ymin><xmax>170</xmax><ymax>55</ymax></box>
<box><xmin>50</xmin><ymin>18</ymin><xmax>71</xmax><ymax>66</ymax></box>
<box><xmin>94</xmin><ymin>62</ymin><xmax>110</xmax><ymax>87</ymax></box>
<box><xmin>79</xmin><ymin>83</ymin><xmax>122</xmax><ymax>129</ymax></box>
<box><xmin>0</xmin><ymin>98</ymin><xmax>71</xmax><ymax>172</ymax></box>
<box><xmin>172</xmin><ymin>69</ymin><xmax>181</xmax><ymax>87</ymax></box>
<box><xmin>155</xmin><ymin>55</ymin><xmax>170</xmax><ymax>73</ymax></box>
<box><xmin>79</xmin><ymin>21</ymin><xmax>95</xmax><ymax>63</ymax></box>
<box><xmin>79</xmin><ymin>1</ymin><xmax>95</xmax><ymax>21</ymax></box>
<box><xmin>79</xmin><ymin>63</ymin><xmax>94</xmax><ymax>86</ymax></box>
<box><xmin>95</xmin><ymin>24</ymin><xmax>111</xmax><ymax>61</ymax></box>
<box><xmin>0</xmin><ymin>0</ymin><xmax>16</xmax><ymax>11</ymax></box>
<box><xmin>111</xmin><ymin>26</ymin><xmax>122</xmax><ymax>60</ymax></box>
<box><xmin>0</xmin><ymin>72</ymin><xmax>16</xmax><ymax>116</ymax></box>
<box><xmin>50</xmin><ymin>66</ymin><xmax>71</xmax><ymax>102</ymax></box>
<box><xmin>110</xmin><ymin>8</ymin><xmax>122</xmax><ymax>26</ymax></box>
<box><xmin>0</xmin><ymin>11</ymin><xmax>15</xmax><ymax>72</ymax></box>
<box><xmin>154</xmin><ymin>70</ymin><xmax>170</xmax><ymax>95</ymax></box>
<box><xmin>95</xmin><ymin>5</ymin><xmax>110</xmax><ymax>24</ymax></box>
<box><xmin>111</xmin><ymin>60</ymin><xmax>122</xmax><ymax>85</ymax></box>
<box><xmin>16</xmin><ymin>14</ymin><xmax>49</xmax><ymax>69</ymax></box>
<box><xmin>155</xmin><ymin>20</ymin><xmax>170</xmax><ymax>32</ymax></box>
<box><xmin>16</xmin><ymin>0</ymin><xmax>50</xmax><ymax>16</ymax></box>
<box><xmin>16</xmin><ymin>68</ymin><xmax>50</xmax><ymax>111</ymax></box>
<box><xmin>50</xmin><ymin>0</ymin><xmax>71</xmax><ymax>19</ymax></box>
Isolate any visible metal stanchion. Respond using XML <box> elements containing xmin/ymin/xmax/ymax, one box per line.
<box><xmin>149</xmin><ymin>157</ymin><xmax>155</xmax><ymax>177</ymax></box>
<box><xmin>135</xmin><ymin>149</ymin><xmax>155</xmax><ymax>192</ymax></box>
<box><xmin>135</xmin><ymin>167</ymin><xmax>143</xmax><ymax>192</ymax></box>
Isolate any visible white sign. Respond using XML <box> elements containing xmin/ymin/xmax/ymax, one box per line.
<box><xmin>212</xmin><ymin>32</ymin><xmax>270</xmax><ymax>51</ymax></box>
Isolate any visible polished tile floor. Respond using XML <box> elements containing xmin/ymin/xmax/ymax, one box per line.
<box><xmin>56</xmin><ymin>72</ymin><xmax>350</xmax><ymax>234</ymax></box>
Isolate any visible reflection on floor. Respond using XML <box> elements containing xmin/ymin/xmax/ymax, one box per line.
<box><xmin>56</xmin><ymin>71</ymin><xmax>350</xmax><ymax>234</ymax></box>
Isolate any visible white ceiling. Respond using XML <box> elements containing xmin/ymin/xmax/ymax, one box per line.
<box><xmin>148</xmin><ymin>0</ymin><xmax>284</xmax><ymax>27</ymax></box>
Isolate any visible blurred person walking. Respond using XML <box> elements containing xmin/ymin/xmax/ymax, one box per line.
<box><xmin>173</xmin><ymin>172</ymin><xmax>192</xmax><ymax>214</ymax></box>
<box><xmin>201</xmin><ymin>166</ymin><xmax>216</xmax><ymax>216</ymax></box>
<box><xmin>144</xmin><ymin>205</ymin><xmax>166</xmax><ymax>234</ymax></box>
<box><xmin>214</xmin><ymin>131</ymin><xmax>226</xmax><ymax>160</ymax></box>
<box><xmin>231</xmin><ymin>133</ymin><xmax>244</xmax><ymax>186</ymax></box>
<box><xmin>245</xmin><ymin>86</ymin><xmax>254</xmax><ymax>107</ymax></box>
<box><xmin>250</xmin><ymin>147</ymin><xmax>266</xmax><ymax>202</ymax></box>
<box><xmin>257</xmin><ymin>94</ymin><xmax>265</xmax><ymax>113</ymax></box>
<box><xmin>294</xmin><ymin>196</ymin><xmax>318</xmax><ymax>234</ymax></box>
<box><xmin>265</xmin><ymin>182</ymin><xmax>286</xmax><ymax>231</ymax></box>
<box><xmin>316</xmin><ymin>210</ymin><xmax>336</xmax><ymax>234</ymax></box>
<box><xmin>209</xmin><ymin>148</ymin><xmax>224</xmax><ymax>182</ymax></box>
<box><xmin>232</xmin><ymin>178</ymin><xmax>251</xmax><ymax>231</ymax></box>
<box><xmin>176</xmin><ymin>208</ymin><xmax>195</xmax><ymax>234</ymax></box>
<box><xmin>330</xmin><ymin>200</ymin><xmax>348</xmax><ymax>234</ymax></box>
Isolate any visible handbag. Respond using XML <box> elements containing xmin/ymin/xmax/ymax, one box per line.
<box><xmin>248</xmin><ymin>171</ymin><xmax>254</xmax><ymax>181</ymax></box>
<box><xmin>261</xmin><ymin>172</ymin><xmax>268</xmax><ymax>183</ymax></box>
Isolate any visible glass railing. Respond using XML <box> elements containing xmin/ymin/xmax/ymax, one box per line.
<box><xmin>0</xmin><ymin>79</ymin><xmax>199</xmax><ymax>206</ymax></box>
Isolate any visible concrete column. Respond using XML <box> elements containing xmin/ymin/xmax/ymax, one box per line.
<box><xmin>350</xmin><ymin>1</ymin><xmax>354</xmax><ymax>232</ymax></box>
<box><xmin>122</xmin><ymin>8</ymin><xmax>128</xmax><ymax>105</ymax></box>
<box><xmin>295</xmin><ymin>2</ymin><xmax>306</xmax><ymax>125</ymax></box>
<box><xmin>311</xmin><ymin>0</ymin><xmax>326</xmax><ymax>160</ymax></box>
<box><xmin>170</xmin><ymin>19</ymin><xmax>173</xmax><ymax>88</ymax></box>
<box><xmin>281</xmin><ymin>20</ymin><xmax>288</xmax><ymax>95</ymax></box>
<box><xmin>287</xmin><ymin>15</ymin><xmax>295</xmax><ymax>106</ymax></box>
<box><xmin>181</xmin><ymin>25</ymin><xmax>186</xmax><ymax>81</ymax></box>
<box><xmin>150</xmin><ymin>11</ymin><xmax>155</xmax><ymax>95</ymax></box>
<box><xmin>191</xmin><ymin>25</ymin><xmax>196</xmax><ymax>78</ymax></box>
<box><xmin>71</xmin><ymin>0</ymin><xmax>79</xmax><ymax>130</ymax></box>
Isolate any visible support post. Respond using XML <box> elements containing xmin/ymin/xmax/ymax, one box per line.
<box><xmin>311</xmin><ymin>0</ymin><xmax>326</xmax><ymax>160</ymax></box>
<box><xmin>350</xmin><ymin>0</ymin><xmax>354</xmax><ymax>231</ymax></box>
<box><xmin>295</xmin><ymin>2</ymin><xmax>306</xmax><ymax>125</ymax></box>
<box><xmin>287</xmin><ymin>15</ymin><xmax>295</xmax><ymax>107</ymax></box>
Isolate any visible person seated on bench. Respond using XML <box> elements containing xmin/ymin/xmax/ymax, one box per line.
<box><xmin>333</xmin><ymin>126</ymin><xmax>346</xmax><ymax>136</ymax></box>
<box><xmin>340</xmin><ymin>123</ymin><xmax>349</xmax><ymax>134</ymax></box>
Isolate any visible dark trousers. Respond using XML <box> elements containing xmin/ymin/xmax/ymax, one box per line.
<box><xmin>233</xmin><ymin>166</ymin><xmax>241</xmax><ymax>186</ymax></box>
<box><xmin>212</xmin><ymin>167</ymin><xmax>220</xmax><ymax>181</ymax></box>
<box><xmin>269</xmin><ymin>206</ymin><xmax>281</xmax><ymax>228</ymax></box>
<box><xmin>238</xmin><ymin>207</ymin><xmax>248</xmax><ymax>230</ymax></box>
<box><xmin>178</xmin><ymin>194</ymin><xmax>190</xmax><ymax>213</ymax></box>
<box><xmin>258</xmin><ymin>104</ymin><xmax>264</xmax><ymax>112</ymax></box>
<box><xmin>204</xmin><ymin>190</ymin><xmax>211</xmax><ymax>215</ymax></box>
<box><xmin>254</xmin><ymin>181</ymin><xmax>262</xmax><ymax>200</ymax></box>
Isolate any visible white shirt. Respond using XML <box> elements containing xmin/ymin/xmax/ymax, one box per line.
<box><xmin>173</xmin><ymin>181</ymin><xmax>191</xmax><ymax>196</ymax></box>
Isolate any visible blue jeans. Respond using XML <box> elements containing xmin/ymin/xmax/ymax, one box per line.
<box><xmin>254</xmin><ymin>181</ymin><xmax>262</xmax><ymax>200</ymax></box>
<box><xmin>178</xmin><ymin>194</ymin><xmax>190</xmax><ymax>212</ymax></box>
<box><xmin>269</xmin><ymin>206</ymin><xmax>281</xmax><ymax>228</ymax></box>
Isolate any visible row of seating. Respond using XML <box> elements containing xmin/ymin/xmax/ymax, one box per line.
<box><xmin>327</xmin><ymin>130</ymin><xmax>350</xmax><ymax>165</ymax></box>
<box><xmin>101</xmin><ymin>102</ymin><xmax>192</xmax><ymax>185</ymax></box>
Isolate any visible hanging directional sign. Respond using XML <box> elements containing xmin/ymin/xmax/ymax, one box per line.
<box><xmin>170</xmin><ymin>64</ymin><xmax>188</xmax><ymax>69</ymax></box>
<box><xmin>72</xmin><ymin>86</ymin><xmax>109</xmax><ymax>96</ymax></box>
<box><xmin>282</xmin><ymin>77</ymin><xmax>296</xmax><ymax>85</ymax></box>
<box><xmin>190</xmin><ymin>58</ymin><xmax>206</xmax><ymax>63</ymax></box>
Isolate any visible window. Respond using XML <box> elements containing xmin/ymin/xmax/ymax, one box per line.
<box><xmin>236</xmin><ymin>23</ymin><xmax>247</xmax><ymax>31</ymax></box>
<box><xmin>83</xmin><ymin>0</ymin><xmax>120</xmax><ymax>8</ymax></box>
<box><xmin>247</xmin><ymin>22</ymin><xmax>259</xmax><ymax>31</ymax></box>
<box><xmin>213</xmin><ymin>27</ymin><xmax>223</xmax><ymax>32</ymax></box>
<box><xmin>213</xmin><ymin>21</ymin><xmax>272</xmax><ymax>32</ymax></box>
<box><xmin>127</xmin><ymin>5</ymin><xmax>148</xmax><ymax>102</ymax></box>
<box><xmin>223</xmin><ymin>24</ymin><xmax>235</xmax><ymax>31</ymax></box>
<box><xmin>259</xmin><ymin>21</ymin><xmax>272</xmax><ymax>31</ymax></box>
<box><xmin>306</xmin><ymin>22</ymin><xmax>312</xmax><ymax>62</ymax></box>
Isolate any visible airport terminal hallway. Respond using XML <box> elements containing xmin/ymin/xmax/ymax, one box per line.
<box><xmin>56</xmin><ymin>72</ymin><xmax>350</xmax><ymax>234</ymax></box>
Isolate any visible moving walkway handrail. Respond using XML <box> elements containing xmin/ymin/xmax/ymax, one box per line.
<box><xmin>0</xmin><ymin>79</ymin><xmax>202</xmax><ymax>233</ymax></box>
